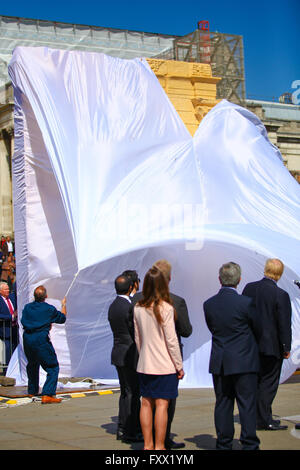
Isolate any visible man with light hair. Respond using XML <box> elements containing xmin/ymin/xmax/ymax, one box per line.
<box><xmin>242</xmin><ymin>258</ymin><xmax>292</xmax><ymax>431</ymax></box>
<box><xmin>132</xmin><ymin>259</ymin><xmax>192</xmax><ymax>449</ymax></box>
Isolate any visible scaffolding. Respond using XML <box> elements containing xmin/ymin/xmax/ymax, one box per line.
<box><xmin>155</xmin><ymin>22</ymin><xmax>246</xmax><ymax>105</ymax></box>
<box><xmin>0</xmin><ymin>16</ymin><xmax>246</xmax><ymax>105</ymax></box>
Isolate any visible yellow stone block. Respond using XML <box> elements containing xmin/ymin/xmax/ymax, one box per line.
<box><xmin>177</xmin><ymin>111</ymin><xmax>197</xmax><ymax>124</ymax></box>
<box><xmin>167</xmin><ymin>79</ymin><xmax>193</xmax><ymax>91</ymax></box>
<box><xmin>147</xmin><ymin>58</ymin><xmax>221</xmax><ymax>136</ymax></box>
<box><xmin>169</xmin><ymin>97</ymin><xmax>194</xmax><ymax>112</ymax></box>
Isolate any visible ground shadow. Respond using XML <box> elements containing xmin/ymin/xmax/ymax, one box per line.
<box><xmin>101</xmin><ymin>416</ymin><xmax>144</xmax><ymax>450</ymax></box>
<box><xmin>185</xmin><ymin>433</ymin><xmax>242</xmax><ymax>450</ymax></box>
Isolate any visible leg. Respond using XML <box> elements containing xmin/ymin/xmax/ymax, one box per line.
<box><xmin>41</xmin><ymin>363</ymin><xmax>59</xmax><ymax>396</ymax></box>
<box><xmin>257</xmin><ymin>355</ymin><xmax>282</xmax><ymax>427</ymax></box>
<box><xmin>154</xmin><ymin>398</ymin><xmax>169</xmax><ymax>450</ymax></box>
<box><xmin>26</xmin><ymin>361</ymin><xmax>40</xmax><ymax>395</ymax></box>
<box><xmin>4</xmin><ymin>337</ymin><xmax>12</xmax><ymax>365</ymax></box>
<box><xmin>140</xmin><ymin>397</ymin><xmax>155</xmax><ymax>450</ymax></box>
<box><xmin>213</xmin><ymin>373</ymin><xmax>235</xmax><ymax>450</ymax></box>
<box><xmin>116</xmin><ymin>366</ymin><xmax>126</xmax><ymax>435</ymax></box>
<box><xmin>37</xmin><ymin>338</ymin><xmax>60</xmax><ymax>396</ymax></box>
<box><xmin>23</xmin><ymin>334</ymin><xmax>40</xmax><ymax>395</ymax></box>
<box><xmin>116</xmin><ymin>366</ymin><xmax>141</xmax><ymax>438</ymax></box>
<box><xmin>234</xmin><ymin>373</ymin><xmax>260</xmax><ymax>450</ymax></box>
<box><xmin>165</xmin><ymin>398</ymin><xmax>176</xmax><ymax>445</ymax></box>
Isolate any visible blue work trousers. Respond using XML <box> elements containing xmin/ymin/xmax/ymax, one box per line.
<box><xmin>23</xmin><ymin>330</ymin><xmax>59</xmax><ymax>396</ymax></box>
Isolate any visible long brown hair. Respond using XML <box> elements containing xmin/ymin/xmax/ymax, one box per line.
<box><xmin>138</xmin><ymin>266</ymin><xmax>177</xmax><ymax>324</ymax></box>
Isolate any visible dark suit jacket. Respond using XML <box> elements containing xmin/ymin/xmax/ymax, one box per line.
<box><xmin>0</xmin><ymin>294</ymin><xmax>17</xmax><ymax>339</ymax></box>
<box><xmin>108</xmin><ymin>296</ymin><xmax>138</xmax><ymax>369</ymax></box>
<box><xmin>203</xmin><ymin>287</ymin><xmax>260</xmax><ymax>376</ymax></box>
<box><xmin>132</xmin><ymin>291</ymin><xmax>192</xmax><ymax>356</ymax></box>
<box><xmin>242</xmin><ymin>277</ymin><xmax>292</xmax><ymax>358</ymax></box>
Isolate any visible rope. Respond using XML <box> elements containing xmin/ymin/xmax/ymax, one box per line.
<box><xmin>64</xmin><ymin>270</ymin><xmax>79</xmax><ymax>298</ymax></box>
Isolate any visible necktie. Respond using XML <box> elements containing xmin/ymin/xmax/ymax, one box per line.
<box><xmin>7</xmin><ymin>298</ymin><xmax>17</xmax><ymax>326</ymax></box>
<box><xmin>7</xmin><ymin>298</ymin><xmax>14</xmax><ymax>316</ymax></box>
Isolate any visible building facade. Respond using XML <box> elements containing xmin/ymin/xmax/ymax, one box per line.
<box><xmin>246</xmin><ymin>99</ymin><xmax>300</xmax><ymax>182</ymax></box>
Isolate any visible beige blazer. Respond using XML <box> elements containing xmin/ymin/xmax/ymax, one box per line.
<box><xmin>134</xmin><ymin>300</ymin><xmax>183</xmax><ymax>375</ymax></box>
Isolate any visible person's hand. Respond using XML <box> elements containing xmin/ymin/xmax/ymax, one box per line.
<box><xmin>283</xmin><ymin>351</ymin><xmax>290</xmax><ymax>359</ymax></box>
<box><xmin>177</xmin><ymin>369</ymin><xmax>184</xmax><ymax>380</ymax></box>
<box><xmin>61</xmin><ymin>297</ymin><xmax>66</xmax><ymax>307</ymax></box>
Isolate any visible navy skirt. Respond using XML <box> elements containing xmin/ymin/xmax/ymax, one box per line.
<box><xmin>138</xmin><ymin>372</ymin><xmax>179</xmax><ymax>399</ymax></box>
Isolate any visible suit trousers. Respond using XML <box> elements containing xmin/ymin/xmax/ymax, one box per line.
<box><xmin>23</xmin><ymin>331</ymin><xmax>59</xmax><ymax>396</ymax></box>
<box><xmin>256</xmin><ymin>354</ymin><xmax>283</xmax><ymax>427</ymax></box>
<box><xmin>116</xmin><ymin>365</ymin><xmax>141</xmax><ymax>438</ymax></box>
<box><xmin>213</xmin><ymin>372</ymin><xmax>260</xmax><ymax>450</ymax></box>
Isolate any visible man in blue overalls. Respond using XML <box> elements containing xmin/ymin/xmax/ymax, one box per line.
<box><xmin>21</xmin><ymin>285</ymin><xmax>67</xmax><ymax>404</ymax></box>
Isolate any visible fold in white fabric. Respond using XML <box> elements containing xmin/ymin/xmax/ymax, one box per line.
<box><xmin>7</xmin><ymin>47</ymin><xmax>300</xmax><ymax>387</ymax></box>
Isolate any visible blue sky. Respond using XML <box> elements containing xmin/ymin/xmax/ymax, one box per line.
<box><xmin>1</xmin><ymin>0</ymin><xmax>300</xmax><ymax>101</ymax></box>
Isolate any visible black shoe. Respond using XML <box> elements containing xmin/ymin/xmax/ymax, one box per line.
<box><xmin>271</xmin><ymin>419</ymin><xmax>281</xmax><ymax>426</ymax></box>
<box><xmin>165</xmin><ymin>439</ymin><xmax>186</xmax><ymax>449</ymax></box>
<box><xmin>257</xmin><ymin>423</ymin><xmax>288</xmax><ymax>431</ymax></box>
<box><xmin>116</xmin><ymin>429</ymin><xmax>124</xmax><ymax>440</ymax></box>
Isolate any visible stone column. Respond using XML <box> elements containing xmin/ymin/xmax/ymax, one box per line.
<box><xmin>0</xmin><ymin>120</ymin><xmax>14</xmax><ymax>237</ymax></box>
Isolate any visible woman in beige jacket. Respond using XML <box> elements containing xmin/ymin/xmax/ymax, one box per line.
<box><xmin>134</xmin><ymin>266</ymin><xmax>184</xmax><ymax>450</ymax></box>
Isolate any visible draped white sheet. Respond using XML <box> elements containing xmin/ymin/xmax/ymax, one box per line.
<box><xmin>7</xmin><ymin>47</ymin><xmax>300</xmax><ymax>388</ymax></box>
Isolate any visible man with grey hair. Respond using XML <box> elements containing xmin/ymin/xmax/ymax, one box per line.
<box><xmin>203</xmin><ymin>262</ymin><xmax>261</xmax><ymax>450</ymax></box>
<box><xmin>0</xmin><ymin>281</ymin><xmax>18</xmax><ymax>364</ymax></box>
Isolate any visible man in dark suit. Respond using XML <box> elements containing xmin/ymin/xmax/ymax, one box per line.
<box><xmin>0</xmin><ymin>281</ymin><xmax>18</xmax><ymax>365</ymax></box>
<box><xmin>108</xmin><ymin>275</ymin><xmax>142</xmax><ymax>443</ymax></box>
<box><xmin>203</xmin><ymin>262</ymin><xmax>261</xmax><ymax>450</ymax></box>
<box><xmin>242</xmin><ymin>258</ymin><xmax>292</xmax><ymax>431</ymax></box>
<box><xmin>132</xmin><ymin>259</ymin><xmax>192</xmax><ymax>449</ymax></box>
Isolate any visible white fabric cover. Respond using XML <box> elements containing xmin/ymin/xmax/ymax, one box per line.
<box><xmin>7</xmin><ymin>47</ymin><xmax>300</xmax><ymax>388</ymax></box>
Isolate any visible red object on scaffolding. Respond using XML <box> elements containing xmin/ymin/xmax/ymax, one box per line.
<box><xmin>198</xmin><ymin>20</ymin><xmax>210</xmax><ymax>31</ymax></box>
<box><xmin>197</xmin><ymin>20</ymin><xmax>211</xmax><ymax>63</ymax></box>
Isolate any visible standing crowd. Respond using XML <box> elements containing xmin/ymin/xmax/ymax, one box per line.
<box><xmin>107</xmin><ymin>257</ymin><xmax>291</xmax><ymax>450</ymax></box>
<box><xmin>1</xmin><ymin>247</ymin><xmax>292</xmax><ymax>451</ymax></box>
<box><xmin>0</xmin><ymin>236</ymin><xmax>16</xmax><ymax>292</ymax></box>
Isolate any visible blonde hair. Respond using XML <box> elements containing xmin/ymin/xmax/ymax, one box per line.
<box><xmin>153</xmin><ymin>259</ymin><xmax>172</xmax><ymax>282</ymax></box>
<box><xmin>264</xmin><ymin>258</ymin><xmax>284</xmax><ymax>282</ymax></box>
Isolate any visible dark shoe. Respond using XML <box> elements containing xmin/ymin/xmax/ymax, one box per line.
<box><xmin>295</xmin><ymin>423</ymin><xmax>300</xmax><ymax>430</ymax></box>
<box><xmin>165</xmin><ymin>439</ymin><xmax>186</xmax><ymax>449</ymax></box>
<box><xmin>116</xmin><ymin>429</ymin><xmax>124</xmax><ymax>441</ymax></box>
<box><xmin>41</xmin><ymin>395</ymin><xmax>62</xmax><ymax>404</ymax></box>
<box><xmin>271</xmin><ymin>419</ymin><xmax>281</xmax><ymax>426</ymax></box>
<box><xmin>257</xmin><ymin>423</ymin><xmax>288</xmax><ymax>431</ymax></box>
